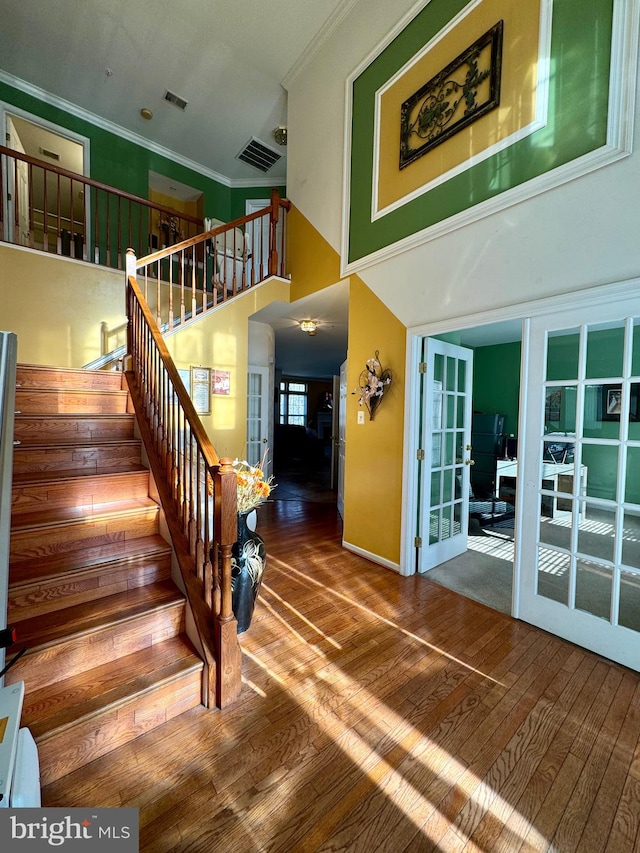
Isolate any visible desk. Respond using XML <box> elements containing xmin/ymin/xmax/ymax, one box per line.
<box><xmin>496</xmin><ymin>459</ymin><xmax>588</xmax><ymax>519</ymax></box>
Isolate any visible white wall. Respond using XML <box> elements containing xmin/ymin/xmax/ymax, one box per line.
<box><xmin>287</xmin><ymin>0</ymin><xmax>640</xmax><ymax>330</ymax></box>
<box><xmin>287</xmin><ymin>0</ymin><xmax>418</xmax><ymax>251</ymax></box>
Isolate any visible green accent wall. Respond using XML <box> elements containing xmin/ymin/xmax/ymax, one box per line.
<box><xmin>472</xmin><ymin>341</ymin><xmax>521</xmax><ymax>438</ymax></box>
<box><xmin>472</xmin><ymin>331</ymin><xmax>640</xmax><ymax>505</ymax></box>
<box><xmin>0</xmin><ymin>81</ymin><xmax>281</xmax><ymax>222</ymax></box>
<box><xmin>348</xmin><ymin>0</ymin><xmax>614</xmax><ymax>264</ymax></box>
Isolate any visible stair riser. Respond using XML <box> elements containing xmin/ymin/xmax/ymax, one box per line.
<box><xmin>36</xmin><ymin>669</ymin><xmax>202</xmax><ymax>785</ymax></box>
<box><xmin>12</xmin><ymin>444</ymin><xmax>144</xmax><ymax>476</ymax></box>
<box><xmin>10</xmin><ymin>508</ymin><xmax>160</xmax><ymax>562</ymax></box>
<box><xmin>9</xmin><ymin>556</ymin><xmax>172</xmax><ymax>620</ymax></box>
<box><xmin>12</xmin><ymin>472</ymin><xmax>150</xmax><ymax>516</ymax></box>
<box><xmin>14</xmin><ymin>416</ymin><xmax>135</xmax><ymax>445</ymax></box>
<box><xmin>16</xmin><ymin>366</ymin><xmax>124</xmax><ymax>391</ymax></box>
<box><xmin>16</xmin><ymin>389</ymin><xmax>129</xmax><ymax>415</ymax></box>
<box><xmin>5</xmin><ymin>602</ymin><xmax>186</xmax><ymax>690</ymax></box>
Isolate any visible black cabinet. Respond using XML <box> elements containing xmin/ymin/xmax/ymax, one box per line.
<box><xmin>471</xmin><ymin>413</ymin><xmax>505</xmax><ymax>497</ymax></box>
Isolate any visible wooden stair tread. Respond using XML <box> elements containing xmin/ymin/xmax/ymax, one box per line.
<box><xmin>15</xmin><ymin>412</ymin><xmax>135</xmax><ymax>425</ymax></box>
<box><xmin>23</xmin><ymin>636</ymin><xmax>202</xmax><ymax>740</ymax></box>
<box><xmin>9</xmin><ymin>534</ymin><xmax>171</xmax><ymax>587</ymax></box>
<box><xmin>12</xmin><ymin>466</ymin><xmax>147</xmax><ymax>486</ymax></box>
<box><xmin>17</xmin><ymin>364</ymin><xmax>125</xmax><ymax>391</ymax></box>
<box><xmin>10</xmin><ymin>580</ymin><xmax>184</xmax><ymax>651</ymax></box>
<box><xmin>14</xmin><ymin>439</ymin><xmax>142</xmax><ymax>451</ymax></box>
<box><xmin>10</xmin><ymin>497</ymin><xmax>159</xmax><ymax>531</ymax></box>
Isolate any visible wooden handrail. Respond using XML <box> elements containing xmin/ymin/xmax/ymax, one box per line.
<box><xmin>125</xmin><ymin>264</ymin><xmax>242</xmax><ymax>708</ymax></box>
<box><xmin>134</xmin><ymin>189</ymin><xmax>290</xmax><ymax>327</ymax></box>
<box><xmin>0</xmin><ymin>144</ymin><xmax>203</xmax><ymax>269</ymax></box>
<box><xmin>0</xmin><ymin>144</ymin><xmax>202</xmax><ymax>224</ymax></box>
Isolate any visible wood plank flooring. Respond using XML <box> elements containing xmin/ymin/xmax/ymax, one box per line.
<box><xmin>42</xmin><ymin>499</ymin><xmax>640</xmax><ymax>852</ymax></box>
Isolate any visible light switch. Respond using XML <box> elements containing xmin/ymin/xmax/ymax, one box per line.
<box><xmin>357</xmin><ymin>410</ymin><xmax>365</xmax><ymax>424</ymax></box>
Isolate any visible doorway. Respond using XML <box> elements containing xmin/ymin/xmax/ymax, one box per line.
<box><xmin>408</xmin><ymin>282</ymin><xmax>640</xmax><ymax>672</ymax></box>
<box><xmin>428</xmin><ymin>331</ymin><xmax>523</xmax><ymax>613</ymax></box>
<box><xmin>2</xmin><ymin>107</ymin><xmax>88</xmax><ymax>251</ymax></box>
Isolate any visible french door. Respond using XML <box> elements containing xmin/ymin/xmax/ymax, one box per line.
<box><xmin>246</xmin><ymin>366</ymin><xmax>271</xmax><ymax>477</ymax></box>
<box><xmin>518</xmin><ymin>297</ymin><xmax>640</xmax><ymax>670</ymax></box>
<box><xmin>418</xmin><ymin>339</ymin><xmax>474</xmax><ymax>572</ymax></box>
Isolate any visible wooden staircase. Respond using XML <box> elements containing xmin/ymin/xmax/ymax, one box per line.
<box><xmin>5</xmin><ymin>365</ymin><xmax>204</xmax><ymax>786</ymax></box>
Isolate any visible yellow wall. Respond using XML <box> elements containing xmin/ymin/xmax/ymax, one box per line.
<box><xmin>287</xmin><ymin>205</ymin><xmax>407</xmax><ymax>567</ymax></box>
<box><xmin>164</xmin><ymin>278</ymin><xmax>290</xmax><ymax>462</ymax></box>
<box><xmin>287</xmin><ymin>204</ymin><xmax>342</xmax><ymax>299</ymax></box>
<box><xmin>0</xmin><ymin>245</ymin><xmax>125</xmax><ymax>366</ymax></box>
<box><xmin>344</xmin><ymin>275</ymin><xmax>405</xmax><ymax>565</ymax></box>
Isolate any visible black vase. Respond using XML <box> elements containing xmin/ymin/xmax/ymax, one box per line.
<box><xmin>231</xmin><ymin>510</ymin><xmax>266</xmax><ymax>633</ymax></box>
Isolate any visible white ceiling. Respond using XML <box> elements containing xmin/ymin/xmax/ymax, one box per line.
<box><xmin>0</xmin><ymin>0</ymin><xmax>354</xmax><ymax>185</ymax></box>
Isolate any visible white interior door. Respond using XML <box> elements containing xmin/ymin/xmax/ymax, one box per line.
<box><xmin>518</xmin><ymin>297</ymin><xmax>640</xmax><ymax>671</ymax></box>
<box><xmin>418</xmin><ymin>339</ymin><xmax>474</xmax><ymax>572</ymax></box>
<box><xmin>247</xmin><ymin>366</ymin><xmax>271</xmax><ymax>477</ymax></box>
<box><xmin>6</xmin><ymin>117</ymin><xmax>30</xmax><ymax>245</ymax></box>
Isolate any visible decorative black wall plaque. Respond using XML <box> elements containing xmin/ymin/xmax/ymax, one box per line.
<box><xmin>399</xmin><ymin>21</ymin><xmax>504</xmax><ymax>169</ymax></box>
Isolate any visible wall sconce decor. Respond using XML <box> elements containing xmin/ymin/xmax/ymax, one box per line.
<box><xmin>300</xmin><ymin>320</ymin><xmax>317</xmax><ymax>336</ymax></box>
<box><xmin>353</xmin><ymin>350</ymin><xmax>392</xmax><ymax>419</ymax></box>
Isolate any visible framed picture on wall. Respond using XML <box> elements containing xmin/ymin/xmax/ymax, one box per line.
<box><xmin>191</xmin><ymin>367</ymin><xmax>211</xmax><ymax>415</ymax></box>
<box><xmin>601</xmin><ymin>384</ymin><xmax>639</xmax><ymax>421</ymax></box>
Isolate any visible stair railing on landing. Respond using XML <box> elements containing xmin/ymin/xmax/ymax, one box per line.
<box><xmin>124</xmin><ymin>265</ymin><xmax>242</xmax><ymax>709</ymax></box>
<box><xmin>133</xmin><ymin>188</ymin><xmax>290</xmax><ymax>330</ymax></box>
<box><xmin>0</xmin><ymin>144</ymin><xmax>203</xmax><ymax>270</ymax></box>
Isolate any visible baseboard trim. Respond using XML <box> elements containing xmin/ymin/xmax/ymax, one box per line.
<box><xmin>342</xmin><ymin>540</ymin><xmax>400</xmax><ymax>573</ymax></box>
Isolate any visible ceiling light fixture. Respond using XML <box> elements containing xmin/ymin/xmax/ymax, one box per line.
<box><xmin>273</xmin><ymin>126</ymin><xmax>288</xmax><ymax>146</ymax></box>
<box><xmin>140</xmin><ymin>108</ymin><xmax>153</xmax><ymax>120</ymax></box>
<box><xmin>300</xmin><ymin>320</ymin><xmax>317</xmax><ymax>336</ymax></box>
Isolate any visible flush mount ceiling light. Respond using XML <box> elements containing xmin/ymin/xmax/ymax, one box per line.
<box><xmin>140</xmin><ymin>108</ymin><xmax>153</xmax><ymax>120</ymax></box>
<box><xmin>300</xmin><ymin>320</ymin><xmax>317</xmax><ymax>336</ymax></box>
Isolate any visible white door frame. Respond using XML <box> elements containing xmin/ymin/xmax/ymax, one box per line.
<box><xmin>1</xmin><ymin>103</ymin><xmax>91</xmax><ymax>251</ymax></box>
<box><xmin>402</xmin><ymin>277</ymin><xmax>640</xmax><ymax>602</ymax></box>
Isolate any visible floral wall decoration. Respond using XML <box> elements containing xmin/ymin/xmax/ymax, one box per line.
<box><xmin>353</xmin><ymin>350</ymin><xmax>393</xmax><ymax>420</ymax></box>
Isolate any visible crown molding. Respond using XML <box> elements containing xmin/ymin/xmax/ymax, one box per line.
<box><xmin>282</xmin><ymin>0</ymin><xmax>362</xmax><ymax>89</ymax></box>
<box><xmin>0</xmin><ymin>70</ymin><xmax>282</xmax><ymax>190</ymax></box>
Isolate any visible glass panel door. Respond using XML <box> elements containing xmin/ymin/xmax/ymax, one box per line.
<box><xmin>519</xmin><ymin>304</ymin><xmax>640</xmax><ymax>671</ymax></box>
<box><xmin>247</xmin><ymin>366</ymin><xmax>270</xmax><ymax>476</ymax></box>
<box><xmin>418</xmin><ymin>339</ymin><xmax>473</xmax><ymax>572</ymax></box>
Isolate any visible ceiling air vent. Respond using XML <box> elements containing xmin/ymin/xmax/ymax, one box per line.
<box><xmin>237</xmin><ymin>137</ymin><xmax>281</xmax><ymax>173</ymax></box>
<box><xmin>39</xmin><ymin>147</ymin><xmax>60</xmax><ymax>161</ymax></box>
<box><xmin>164</xmin><ymin>90</ymin><xmax>188</xmax><ymax>111</ymax></box>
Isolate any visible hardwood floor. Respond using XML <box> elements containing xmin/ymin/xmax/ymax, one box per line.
<box><xmin>42</xmin><ymin>499</ymin><xmax>640</xmax><ymax>852</ymax></box>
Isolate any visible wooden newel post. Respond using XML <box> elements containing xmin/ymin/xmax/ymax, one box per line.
<box><xmin>268</xmin><ymin>188</ymin><xmax>280</xmax><ymax>277</ymax></box>
<box><xmin>213</xmin><ymin>457</ymin><xmax>242</xmax><ymax>707</ymax></box>
<box><xmin>216</xmin><ymin>457</ymin><xmax>238</xmax><ymax>621</ymax></box>
<box><xmin>124</xmin><ymin>248</ymin><xmax>137</xmax><ymax>373</ymax></box>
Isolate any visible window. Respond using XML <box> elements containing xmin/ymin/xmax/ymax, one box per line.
<box><xmin>280</xmin><ymin>380</ymin><xmax>308</xmax><ymax>426</ymax></box>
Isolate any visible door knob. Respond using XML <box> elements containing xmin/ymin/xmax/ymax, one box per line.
<box><xmin>465</xmin><ymin>458</ymin><xmax>475</xmax><ymax>466</ymax></box>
